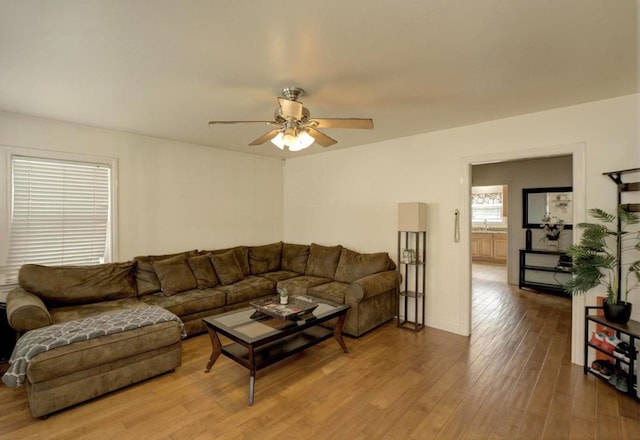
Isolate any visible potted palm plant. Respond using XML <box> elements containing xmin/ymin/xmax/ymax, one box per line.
<box><xmin>565</xmin><ymin>208</ymin><xmax>640</xmax><ymax>324</ymax></box>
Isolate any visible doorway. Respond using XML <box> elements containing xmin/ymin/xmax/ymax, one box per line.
<box><xmin>470</xmin><ymin>184</ymin><xmax>509</xmax><ymax>284</ymax></box>
<box><xmin>462</xmin><ymin>143</ymin><xmax>586</xmax><ymax>364</ymax></box>
<box><xmin>471</xmin><ymin>156</ymin><xmax>572</xmax><ymax>286</ymax></box>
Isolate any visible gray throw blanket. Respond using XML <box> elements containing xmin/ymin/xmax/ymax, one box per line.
<box><xmin>2</xmin><ymin>305</ymin><xmax>186</xmax><ymax>388</ymax></box>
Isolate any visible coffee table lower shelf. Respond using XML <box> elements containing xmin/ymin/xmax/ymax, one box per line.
<box><xmin>223</xmin><ymin>326</ymin><xmax>335</xmax><ymax>370</ymax></box>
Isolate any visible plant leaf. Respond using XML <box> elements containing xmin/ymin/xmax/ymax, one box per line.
<box><xmin>619</xmin><ymin>207</ymin><xmax>640</xmax><ymax>225</ymax></box>
<box><xmin>630</xmin><ymin>261</ymin><xmax>640</xmax><ymax>283</ymax></box>
<box><xmin>589</xmin><ymin>208</ymin><xmax>615</xmax><ymax>223</ymax></box>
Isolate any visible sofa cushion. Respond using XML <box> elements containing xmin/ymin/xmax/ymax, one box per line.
<box><xmin>49</xmin><ymin>298</ymin><xmax>147</xmax><ymax>324</ymax></box>
<box><xmin>134</xmin><ymin>250</ymin><xmax>198</xmax><ymax>295</ymax></box>
<box><xmin>281</xmin><ymin>243</ymin><xmax>310</xmax><ymax>273</ymax></box>
<box><xmin>307</xmin><ymin>281</ymin><xmax>349</xmax><ymax>304</ymax></box>
<box><xmin>333</xmin><ymin>248</ymin><xmax>391</xmax><ymax>283</ymax></box>
<box><xmin>187</xmin><ymin>254</ymin><xmax>219</xmax><ymax>289</ymax></box>
<box><xmin>209</xmin><ymin>250</ymin><xmax>245</xmax><ymax>285</ymax></box>
<box><xmin>304</xmin><ymin>243</ymin><xmax>343</xmax><ymax>279</ymax></box>
<box><xmin>215</xmin><ymin>276</ymin><xmax>275</xmax><ymax>305</ymax></box>
<box><xmin>6</xmin><ymin>288</ymin><xmax>53</xmax><ymax>331</ymax></box>
<box><xmin>249</xmin><ymin>242</ymin><xmax>283</xmax><ymax>274</ymax></box>
<box><xmin>140</xmin><ymin>288</ymin><xmax>226</xmax><ymax>317</ymax></box>
<box><xmin>256</xmin><ymin>270</ymin><xmax>301</xmax><ymax>283</ymax></box>
<box><xmin>18</xmin><ymin>262</ymin><xmax>137</xmax><ymax>306</ymax></box>
<box><xmin>152</xmin><ymin>255</ymin><xmax>198</xmax><ymax>296</ymax></box>
<box><xmin>205</xmin><ymin>246</ymin><xmax>250</xmax><ymax>276</ymax></box>
<box><xmin>276</xmin><ymin>275</ymin><xmax>331</xmax><ymax>296</ymax></box>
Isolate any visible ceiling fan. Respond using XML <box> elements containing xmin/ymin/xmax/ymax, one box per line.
<box><xmin>208</xmin><ymin>87</ymin><xmax>374</xmax><ymax>152</ymax></box>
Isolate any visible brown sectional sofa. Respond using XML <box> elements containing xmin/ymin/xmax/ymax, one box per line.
<box><xmin>5</xmin><ymin>242</ymin><xmax>399</xmax><ymax>417</ymax></box>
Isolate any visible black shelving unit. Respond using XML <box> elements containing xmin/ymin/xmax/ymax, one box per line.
<box><xmin>604</xmin><ymin>168</ymin><xmax>640</xmax><ymax>214</ymax></box>
<box><xmin>397</xmin><ymin>231</ymin><xmax>426</xmax><ymax>331</ymax></box>
<box><xmin>603</xmin><ymin>168</ymin><xmax>640</xmax><ymax>303</ymax></box>
<box><xmin>584</xmin><ymin>306</ymin><xmax>639</xmax><ymax>400</ymax></box>
<box><xmin>518</xmin><ymin>249</ymin><xmax>571</xmax><ymax>295</ymax></box>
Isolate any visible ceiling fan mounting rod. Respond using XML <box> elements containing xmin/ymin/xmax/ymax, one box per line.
<box><xmin>281</xmin><ymin>86</ymin><xmax>304</xmax><ymax>101</ymax></box>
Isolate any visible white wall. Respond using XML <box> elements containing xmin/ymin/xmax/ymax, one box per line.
<box><xmin>0</xmin><ymin>112</ymin><xmax>284</xmax><ymax>260</ymax></box>
<box><xmin>283</xmin><ymin>94</ymin><xmax>640</xmax><ymax>339</ymax></box>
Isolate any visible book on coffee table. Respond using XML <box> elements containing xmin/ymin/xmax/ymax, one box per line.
<box><xmin>250</xmin><ymin>297</ymin><xmax>318</xmax><ymax>320</ymax></box>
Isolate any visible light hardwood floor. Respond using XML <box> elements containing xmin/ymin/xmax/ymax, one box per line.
<box><xmin>0</xmin><ymin>263</ymin><xmax>638</xmax><ymax>439</ymax></box>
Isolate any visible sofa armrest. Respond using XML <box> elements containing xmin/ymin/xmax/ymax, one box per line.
<box><xmin>346</xmin><ymin>270</ymin><xmax>400</xmax><ymax>302</ymax></box>
<box><xmin>6</xmin><ymin>287</ymin><xmax>53</xmax><ymax>332</ymax></box>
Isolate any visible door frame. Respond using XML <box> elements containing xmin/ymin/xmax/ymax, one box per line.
<box><xmin>460</xmin><ymin>142</ymin><xmax>586</xmax><ymax>364</ymax></box>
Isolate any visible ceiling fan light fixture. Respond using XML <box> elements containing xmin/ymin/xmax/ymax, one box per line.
<box><xmin>270</xmin><ymin>128</ymin><xmax>315</xmax><ymax>152</ymax></box>
<box><xmin>292</xmin><ymin>130</ymin><xmax>315</xmax><ymax>151</ymax></box>
<box><xmin>270</xmin><ymin>132</ymin><xmax>286</xmax><ymax>150</ymax></box>
<box><xmin>282</xmin><ymin>127</ymin><xmax>297</xmax><ymax>146</ymax></box>
<box><xmin>210</xmin><ymin>86</ymin><xmax>372</xmax><ymax>151</ymax></box>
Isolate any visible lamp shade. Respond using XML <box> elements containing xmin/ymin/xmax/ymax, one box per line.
<box><xmin>398</xmin><ymin>202</ymin><xmax>427</xmax><ymax>231</ymax></box>
<box><xmin>270</xmin><ymin>129</ymin><xmax>315</xmax><ymax>152</ymax></box>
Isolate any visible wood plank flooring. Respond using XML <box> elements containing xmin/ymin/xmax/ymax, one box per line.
<box><xmin>0</xmin><ymin>263</ymin><xmax>638</xmax><ymax>439</ymax></box>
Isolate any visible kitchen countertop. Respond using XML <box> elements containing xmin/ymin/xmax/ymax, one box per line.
<box><xmin>472</xmin><ymin>229</ymin><xmax>507</xmax><ymax>234</ymax></box>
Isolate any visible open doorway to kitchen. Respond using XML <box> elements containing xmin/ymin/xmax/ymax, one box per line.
<box><xmin>471</xmin><ymin>184</ymin><xmax>509</xmax><ymax>284</ymax></box>
<box><xmin>463</xmin><ymin>143</ymin><xmax>585</xmax><ymax>364</ymax></box>
<box><xmin>470</xmin><ymin>155</ymin><xmax>575</xmax><ymax>354</ymax></box>
<box><xmin>471</xmin><ymin>156</ymin><xmax>572</xmax><ymax>288</ymax></box>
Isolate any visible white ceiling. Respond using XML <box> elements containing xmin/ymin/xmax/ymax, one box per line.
<box><xmin>0</xmin><ymin>1</ymin><xmax>637</xmax><ymax>158</ymax></box>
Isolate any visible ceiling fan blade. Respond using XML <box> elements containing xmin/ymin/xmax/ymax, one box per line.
<box><xmin>248</xmin><ymin>129</ymin><xmax>280</xmax><ymax>146</ymax></box>
<box><xmin>311</xmin><ymin>118</ymin><xmax>374</xmax><ymax>129</ymax></box>
<box><xmin>208</xmin><ymin>120</ymin><xmax>274</xmax><ymax>125</ymax></box>
<box><xmin>278</xmin><ymin>97</ymin><xmax>303</xmax><ymax>119</ymax></box>
<box><xmin>306</xmin><ymin>127</ymin><xmax>337</xmax><ymax>148</ymax></box>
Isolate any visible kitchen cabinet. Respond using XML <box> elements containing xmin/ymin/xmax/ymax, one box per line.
<box><xmin>472</xmin><ymin>232</ymin><xmax>507</xmax><ymax>262</ymax></box>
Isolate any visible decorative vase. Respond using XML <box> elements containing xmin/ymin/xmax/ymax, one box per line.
<box><xmin>279</xmin><ymin>295</ymin><xmax>288</xmax><ymax>305</ymax></box>
<box><xmin>546</xmin><ymin>239</ymin><xmax>559</xmax><ymax>251</ymax></box>
<box><xmin>603</xmin><ymin>300</ymin><xmax>632</xmax><ymax>324</ymax></box>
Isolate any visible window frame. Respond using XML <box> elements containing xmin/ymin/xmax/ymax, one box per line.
<box><xmin>0</xmin><ymin>146</ymin><xmax>118</xmax><ymax>295</ymax></box>
<box><xmin>471</xmin><ymin>185</ymin><xmax>508</xmax><ymax>228</ymax></box>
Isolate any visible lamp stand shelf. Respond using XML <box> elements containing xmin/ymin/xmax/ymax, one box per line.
<box><xmin>397</xmin><ymin>231</ymin><xmax>426</xmax><ymax>331</ymax></box>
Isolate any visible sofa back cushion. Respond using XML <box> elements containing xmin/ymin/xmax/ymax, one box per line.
<box><xmin>333</xmin><ymin>248</ymin><xmax>391</xmax><ymax>283</ymax></box>
<box><xmin>249</xmin><ymin>242</ymin><xmax>283</xmax><ymax>274</ymax></box>
<box><xmin>152</xmin><ymin>254</ymin><xmax>198</xmax><ymax>295</ymax></box>
<box><xmin>281</xmin><ymin>243</ymin><xmax>310</xmax><ymax>273</ymax></box>
<box><xmin>134</xmin><ymin>250</ymin><xmax>198</xmax><ymax>295</ymax></box>
<box><xmin>209</xmin><ymin>250</ymin><xmax>245</xmax><ymax>285</ymax></box>
<box><xmin>205</xmin><ymin>246</ymin><xmax>250</xmax><ymax>276</ymax></box>
<box><xmin>18</xmin><ymin>262</ymin><xmax>137</xmax><ymax>306</ymax></box>
<box><xmin>187</xmin><ymin>254</ymin><xmax>219</xmax><ymax>289</ymax></box>
<box><xmin>304</xmin><ymin>243</ymin><xmax>343</xmax><ymax>279</ymax></box>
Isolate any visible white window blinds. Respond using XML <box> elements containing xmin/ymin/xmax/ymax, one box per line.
<box><xmin>1</xmin><ymin>156</ymin><xmax>111</xmax><ymax>288</ymax></box>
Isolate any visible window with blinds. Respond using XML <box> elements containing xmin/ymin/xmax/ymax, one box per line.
<box><xmin>0</xmin><ymin>155</ymin><xmax>112</xmax><ymax>290</ymax></box>
<box><xmin>471</xmin><ymin>185</ymin><xmax>507</xmax><ymax>225</ymax></box>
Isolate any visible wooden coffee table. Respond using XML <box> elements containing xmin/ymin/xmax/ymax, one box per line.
<box><xmin>203</xmin><ymin>297</ymin><xmax>349</xmax><ymax>405</ymax></box>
